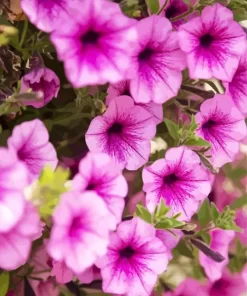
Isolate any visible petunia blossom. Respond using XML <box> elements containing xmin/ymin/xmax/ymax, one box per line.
<box><xmin>142</xmin><ymin>146</ymin><xmax>211</xmax><ymax>220</ymax></box>
<box><xmin>97</xmin><ymin>217</ymin><xmax>169</xmax><ymax>296</ymax></box>
<box><xmin>51</xmin><ymin>261</ymin><xmax>74</xmax><ymax>284</ymax></box>
<box><xmin>29</xmin><ymin>279</ymin><xmax>59</xmax><ymax>296</ymax></box>
<box><xmin>77</xmin><ymin>265</ymin><xmax>101</xmax><ymax>284</ymax></box>
<box><xmin>21</xmin><ymin>67</ymin><xmax>60</xmax><ymax>108</ymax></box>
<box><xmin>50</xmin><ymin>0</ymin><xmax>137</xmax><ymax>88</ymax></box>
<box><xmin>106</xmin><ymin>80</ymin><xmax>163</xmax><ymax>124</ymax></box>
<box><xmin>0</xmin><ymin>147</ymin><xmax>28</xmax><ymax>232</ymax></box>
<box><xmin>85</xmin><ymin>96</ymin><xmax>156</xmax><ymax>170</ymax></box>
<box><xmin>47</xmin><ymin>191</ymin><xmax>110</xmax><ymax>274</ymax></box>
<box><xmin>178</xmin><ymin>3</ymin><xmax>246</xmax><ymax>81</ymax></box>
<box><xmin>0</xmin><ymin>202</ymin><xmax>41</xmax><ymax>270</ymax></box>
<box><xmin>20</xmin><ymin>0</ymin><xmax>79</xmax><ymax>33</ymax></box>
<box><xmin>8</xmin><ymin>119</ymin><xmax>58</xmax><ymax>182</ymax></box>
<box><xmin>165</xmin><ymin>278</ymin><xmax>208</xmax><ymax>296</ymax></box>
<box><xmin>199</xmin><ymin>229</ymin><xmax>235</xmax><ymax>282</ymax></box>
<box><xmin>195</xmin><ymin>94</ymin><xmax>247</xmax><ymax>168</ymax></box>
<box><xmin>223</xmin><ymin>48</ymin><xmax>247</xmax><ymax>115</ymax></box>
<box><xmin>72</xmin><ymin>152</ymin><xmax>128</xmax><ymax>230</ymax></box>
<box><xmin>127</xmin><ymin>15</ymin><xmax>186</xmax><ymax>104</ymax></box>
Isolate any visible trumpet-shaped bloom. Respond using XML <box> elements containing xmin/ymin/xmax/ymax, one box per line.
<box><xmin>199</xmin><ymin>229</ymin><xmax>235</xmax><ymax>282</ymax></box>
<box><xmin>0</xmin><ymin>202</ymin><xmax>41</xmax><ymax>270</ymax></box>
<box><xmin>73</xmin><ymin>152</ymin><xmax>128</xmax><ymax>230</ymax></box>
<box><xmin>97</xmin><ymin>217</ymin><xmax>169</xmax><ymax>296</ymax></box>
<box><xmin>178</xmin><ymin>3</ymin><xmax>246</xmax><ymax>81</ymax></box>
<box><xmin>165</xmin><ymin>278</ymin><xmax>208</xmax><ymax>296</ymax></box>
<box><xmin>0</xmin><ymin>148</ymin><xmax>28</xmax><ymax>232</ymax></box>
<box><xmin>195</xmin><ymin>95</ymin><xmax>247</xmax><ymax>168</ymax></box>
<box><xmin>142</xmin><ymin>146</ymin><xmax>211</xmax><ymax>220</ymax></box>
<box><xmin>223</xmin><ymin>49</ymin><xmax>247</xmax><ymax>115</ymax></box>
<box><xmin>50</xmin><ymin>0</ymin><xmax>137</xmax><ymax>88</ymax></box>
<box><xmin>128</xmin><ymin>15</ymin><xmax>186</xmax><ymax>104</ymax></box>
<box><xmin>106</xmin><ymin>81</ymin><xmax>163</xmax><ymax>124</ymax></box>
<box><xmin>86</xmin><ymin>96</ymin><xmax>156</xmax><ymax>170</ymax></box>
<box><xmin>21</xmin><ymin>67</ymin><xmax>60</xmax><ymax>108</ymax></box>
<box><xmin>8</xmin><ymin>119</ymin><xmax>58</xmax><ymax>182</ymax></box>
<box><xmin>47</xmin><ymin>191</ymin><xmax>110</xmax><ymax>274</ymax></box>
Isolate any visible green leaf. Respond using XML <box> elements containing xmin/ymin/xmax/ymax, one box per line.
<box><xmin>210</xmin><ymin>202</ymin><xmax>220</xmax><ymax>223</ymax></box>
<box><xmin>198</xmin><ymin>199</ymin><xmax>211</xmax><ymax>228</ymax></box>
<box><xmin>155</xmin><ymin>219</ymin><xmax>173</xmax><ymax>229</ymax></box>
<box><xmin>174</xmin><ymin>240</ymin><xmax>194</xmax><ymax>258</ymax></box>
<box><xmin>135</xmin><ymin>204</ymin><xmax>152</xmax><ymax>224</ymax></box>
<box><xmin>154</xmin><ymin>199</ymin><xmax>170</xmax><ymax>218</ymax></box>
<box><xmin>230</xmin><ymin>195</ymin><xmax>247</xmax><ymax>210</ymax></box>
<box><xmin>184</xmin><ymin>136</ymin><xmax>211</xmax><ymax>147</ymax></box>
<box><xmin>164</xmin><ymin>119</ymin><xmax>179</xmax><ymax>141</ymax></box>
<box><xmin>188</xmin><ymin>115</ymin><xmax>198</xmax><ymax>132</ymax></box>
<box><xmin>196</xmin><ymin>231</ymin><xmax>211</xmax><ymax>245</ymax></box>
<box><xmin>145</xmin><ymin>0</ymin><xmax>159</xmax><ymax>14</ymax></box>
<box><xmin>0</xmin><ymin>272</ymin><xmax>9</xmax><ymax>296</ymax></box>
<box><xmin>215</xmin><ymin>206</ymin><xmax>242</xmax><ymax>232</ymax></box>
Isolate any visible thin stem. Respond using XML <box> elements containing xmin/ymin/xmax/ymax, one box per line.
<box><xmin>20</xmin><ymin>18</ymin><xmax>29</xmax><ymax>48</ymax></box>
<box><xmin>181</xmin><ymin>85</ymin><xmax>215</xmax><ymax>99</ymax></box>
<box><xmin>170</xmin><ymin>6</ymin><xmax>193</xmax><ymax>22</ymax></box>
<box><xmin>157</xmin><ymin>0</ymin><xmax>169</xmax><ymax>15</ymax></box>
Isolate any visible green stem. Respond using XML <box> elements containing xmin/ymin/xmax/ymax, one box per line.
<box><xmin>170</xmin><ymin>6</ymin><xmax>194</xmax><ymax>22</ymax></box>
<box><xmin>181</xmin><ymin>84</ymin><xmax>215</xmax><ymax>99</ymax></box>
<box><xmin>19</xmin><ymin>18</ymin><xmax>29</xmax><ymax>48</ymax></box>
<box><xmin>157</xmin><ymin>0</ymin><xmax>169</xmax><ymax>15</ymax></box>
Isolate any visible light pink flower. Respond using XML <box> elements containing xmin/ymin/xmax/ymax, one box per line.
<box><xmin>8</xmin><ymin>119</ymin><xmax>58</xmax><ymax>182</ymax></box>
<box><xmin>21</xmin><ymin>67</ymin><xmax>60</xmax><ymax>108</ymax></box>
<box><xmin>127</xmin><ymin>15</ymin><xmax>186</xmax><ymax>104</ymax></box>
<box><xmin>165</xmin><ymin>278</ymin><xmax>208</xmax><ymax>296</ymax></box>
<box><xmin>97</xmin><ymin>217</ymin><xmax>169</xmax><ymax>296</ymax></box>
<box><xmin>50</xmin><ymin>0</ymin><xmax>137</xmax><ymax>87</ymax></box>
<box><xmin>199</xmin><ymin>229</ymin><xmax>235</xmax><ymax>282</ymax></box>
<box><xmin>73</xmin><ymin>152</ymin><xmax>128</xmax><ymax>229</ymax></box>
<box><xmin>77</xmin><ymin>265</ymin><xmax>101</xmax><ymax>284</ymax></box>
<box><xmin>51</xmin><ymin>261</ymin><xmax>73</xmax><ymax>284</ymax></box>
<box><xmin>106</xmin><ymin>80</ymin><xmax>163</xmax><ymax>124</ymax></box>
<box><xmin>195</xmin><ymin>94</ymin><xmax>247</xmax><ymax>168</ymax></box>
<box><xmin>0</xmin><ymin>202</ymin><xmax>41</xmax><ymax>270</ymax></box>
<box><xmin>178</xmin><ymin>3</ymin><xmax>246</xmax><ymax>81</ymax></box>
<box><xmin>20</xmin><ymin>0</ymin><xmax>79</xmax><ymax>33</ymax></box>
<box><xmin>142</xmin><ymin>146</ymin><xmax>211</xmax><ymax>220</ymax></box>
<box><xmin>47</xmin><ymin>191</ymin><xmax>110</xmax><ymax>274</ymax></box>
<box><xmin>223</xmin><ymin>48</ymin><xmax>247</xmax><ymax>115</ymax></box>
<box><xmin>86</xmin><ymin>96</ymin><xmax>156</xmax><ymax>170</ymax></box>
<box><xmin>0</xmin><ymin>147</ymin><xmax>28</xmax><ymax>232</ymax></box>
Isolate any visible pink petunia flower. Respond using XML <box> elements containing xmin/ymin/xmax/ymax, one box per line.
<box><xmin>235</xmin><ymin>210</ymin><xmax>247</xmax><ymax>246</ymax></box>
<box><xmin>47</xmin><ymin>191</ymin><xmax>110</xmax><ymax>274</ymax></box>
<box><xmin>0</xmin><ymin>202</ymin><xmax>41</xmax><ymax>270</ymax></box>
<box><xmin>165</xmin><ymin>278</ymin><xmax>208</xmax><ymax>296</ymax></box>
<box><xmin>21</xmin><ymin>67</ymin><xmax>60</xmax><ymax>108</ymax></box>
<box><xmin>195</xmin><ymin>94</ymin><xmax>247</xmax><ymax>168</ymax></box>
<box><xmin>72</xmin><ymin>152</ymin><xmax>128</xmax><ymax>230</ymax></box>
<box><xmin>20</xmin><ymin>0</ymin><xmax>79</xmax><ymax>33</ymax></box>
<box><xmin>97</xmin><ymin>217</ymin><xmax>169</xmax><ymax>296</ymax></box>
<box><xmin>29</xmin><ymin>245</ymin><xmax>51</xmax><ymax>281</ymax></box>
<box><xmin>77</xmin><ymin>265</ymin><xmax>101</xmax><ymax>284</ymax></box>
<box><xmin>127</xmin><ymin>15</ymin><xmax>186</xmax><ymax>104</ymax></box>
<box><xmin>50</xmin><ymin>0</ymin><xmax>137</xmax><ymax>88</ymax></box>
<box><xmin>51</xmin><ymin>261</ymin><xmax>74</xmax><ymax>284</ymax></box>
<box><xmin>178</xmin><ymin>3</ymin><xmax>246</xmax><ymax>81</ymax></box>
<box><xmin>142</xmin><ymin>146</ymin><xmax>211</xmax><ymax>220</ymax></box>
<box><xmin>85</xmin><ymin>96</ymin><xmax>156</xmax><ymax>170</ymax></box>
<box><xmin>223</xmin><ymin>48</ymin><xmax>247</xmax><ymax>115</ymax></box>
<box><xmin>8</xmin><ymin>119</ymin><xmax>58</xmax><ymax>182</ymax></box>
<box><xmin>29</xmin><ymin>279</ymin><xmax>59</xmax><ymax>296</ymax></box>
<box><xmin>106</xmin><ymin>80</ymin><xmax>163</xmax><ymax>124</ymax></box>
<box><xmin>199</xmin><ymin>229</ymin><xmax>235</xmax><ymax>282</ymax></box>
<box><xmin>0</xmin><ymin>147</ymin><xmax>28</xmax><ymax>232</ymax></box>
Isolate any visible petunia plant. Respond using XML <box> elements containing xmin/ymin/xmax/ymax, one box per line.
<box><xmin>0</xmin><ymin>0</ymin><xmax>247</xmax><ymax>295</ymax></box>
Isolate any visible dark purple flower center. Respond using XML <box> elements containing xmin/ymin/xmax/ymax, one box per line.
<box><xmin>108</xmin><ymin>122</ymin><xmax>123</xmax><ymax>134</ymax></box>
<box><xmin>200</xmin><ymin>33</ymin><xmax>214</xmax><ymax>48</ymax></box>
<box><xmin>81</xmin><ymin>30</ymin><xmax>100</xmax><ymax>45</ymax></box>
<box><xmin>163</xmin><ymin>173</ymin><xmax>179</xmax><ymax>185</ymax></box>
<box><xmin>86</xmin><ymin>183</ymin><xmax>96</xmax><ymax>190</ymax></box>
<box><xmin>211</xmin><ymin>278</ymin><xmax>230</xmax><ymax>292</ymax></box>
<box><xmin>122</xmin><ymin>89</ymin><xmax>131</xmax><ymax>97</ymax></box>
<box><xmin>119</xmin><ymin>246</ymin><xmax>135</xmax><ymax>258</ymax></box>
<box><xmin>138</xmin><ymin>48</ymin><xmax>154</xmax><ymax>61</ymax></box>
<box><xmin>69</xmin><ymin>216</ymin><xmax>83</xmax><ymax>238</ymax></box>
<box><xmin>202</xmin><ymin>119</ymin><xmax>216</xmax><ymax>129</ymax></box>
<box><xmin>165</xmin><ymin>5</ymin><xmax>178</xmax><ymax>19</ymax></box>
<box><xmin>17</xmin><ymin>148</ymin><xmax>26</xmax><ymax>161</ymax></box>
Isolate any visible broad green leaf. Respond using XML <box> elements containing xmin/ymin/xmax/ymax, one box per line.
<box><xmin>198</xmin><ymin>199</ymin><xmax>211</xmax><ymax>228</ymax></box>
<box><xmin>164</xmin><ymin>119</ymin><xmax>179</xmax><ymax>141</ymax></box>
<box><xmin>135</xmin><ymin>204</ymin><xmax>152</xmax><ymax>224</ymax></box>
<box><xmin>146</xmin><ymin>0</ymin><xmax>159</xmax><ymax>14</ymax></box>
<box><xmin>0</xmin><ymin>272</ymin><xmax>9</xmax><ymax>296</ymax></box>
<box><xmin>230</xmin><ymin>195</ymin><xmax>247</xmax><ymax>210</ymax></box>
<box><xmin>210</xmin><ymin>202</ymin><xmax>220</xmax><ymax>223</ymax></box>
<box><xmin>174</xmin><ymin>240</ymin><xmax>194</xmax><ymax>258</ymax></box>
<box><xmin>184</xmin><ymin>136</ymin><xmax>211</xmax><ymax>147</ymax></box>
<box><xmin>155</xmin><ymin>219</ymin><xmax>173</xmax><ymax>229</ymax></box>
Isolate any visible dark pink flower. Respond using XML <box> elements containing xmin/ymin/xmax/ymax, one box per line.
<box><xmin>97</xmin><ymin>217</ymin><xmax>169</xmax><ymax>296</ymax></box>
<box><xmin>106</xmin><ymin>80</ymin><xmax>163</xmax><ymax>124</ymax></box>
<box><xmin>73</xmin><ymin>152</ymin><xmax>128</xmax><ymax>230</ymax></box>
<box><xmin>85</xmin><ymin>96</ymin><xmax>156</xmax><ymax>170</ymax></box>
<box><xmin>223</xmin><ymin>48</ymin><xmax>247</xmax><ymax>115</ymax></box>
<box><xmin>50</xmin><ymin>0</ymin><xmax>137</xmax><ymax>87</ymax></box>
<box><xmin>165</xmin><ymin>278</ymin><xmax>208</xmax><ymax>296</ymax></box>
<box><xmin>8</xmin><ymin>119</ymin><xmax>58</xmax><ymax>182</ymax></box>
<box><xmin>47</xmin><ymin>191</ymin><xmax>110</xmax><ymax>274</ymax></box>
<box><xmin>21</xmin><ymin>67</ymin><xmax>60</xmax><ymax>108</ymax></box>
<box><xmin>142</xmin><ymin>146</ymin><xmax>211</xmax><ymax>220</ymax></box>
<box><xmin>178</xmin><ymin>3</ymin><xmax>246</xmax><ymax>81</ymax></box>
<box><xmin>128</xmin><ymin>15</ymin><xmax>186</xmax><ymax>104</ymax></box>
<box><xmin>195</xmin><ymin>94</ymin><xmax>247</xmax><ymax>168</ymax></box>
<box><xmin>0</xmin><ymin>202</ymin><xmax>41</xmax><ymax>270</ymax></box>
<box><xmin>199</xmin><ymin>229</ymin><xmax>235</xmax><ymax>282</ymax></box>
